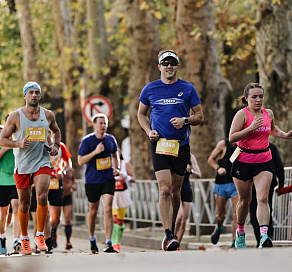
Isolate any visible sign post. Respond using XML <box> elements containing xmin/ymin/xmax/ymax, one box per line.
<box><xmin>82</xmin><ymin>95</ymin><xmax>113</xmax><ymax>123</ymax></box>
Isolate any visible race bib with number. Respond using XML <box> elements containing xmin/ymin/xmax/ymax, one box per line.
<box><xmin>96</xmin><ymin>157</ymin><xmax>111</xmax><ymax>170</ymax></box>
<box><xmin>115</xmin><ymin>179</ymin><xmax>124</xmax><ymax>190</ymax></box>
<box><xmin>25</xmin><ymin>127</ymin><xmax>46</xmax><ymax>142</ymax></box>
<box><xmin>49</xmin><ymin>178</ymin><xmax>59</xmax><ymax>190</ymax></box>
<box><xmin>156</xmin><ymin>138</ymin><xmax>180</xmax><ymax>157</ymax></box>
<box><xmin>229</xmin><ymin>146</ymin><xmax>242</xmax><ymax>163</ymax></box>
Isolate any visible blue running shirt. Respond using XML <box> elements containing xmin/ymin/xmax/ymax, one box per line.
<box><xmin>78</xmin><ymin>133</ymin><xmax>118</xmax><ymax>184</ymax></box>
<box><xmin>139</xmin><ymin>79</ymin><xmax>201</xmax><ymax>146</ymax></box>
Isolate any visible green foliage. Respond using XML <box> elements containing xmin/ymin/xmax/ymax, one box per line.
<box><xmin>213</xmin><ymin>0</ymin><xmax>257</xmax><ymax>76</ymax></box>
<box><xmin>30</xmin><ymin>1</ymin><xmax>62</xmax><ymax>92</ymax></box>
<box><xmin>0</xmin><ymin>2</ymin><xmax>23</xmax><ymax>121</ymax></box>
<box><xmin>0</xmin><ymin>0</ymin><xmax>61</xmax><ymax>121</ymax></box>
<box><xmin>0</xmin><ymin>0</ymin><xmax>260</xmax><ymax>122</ymax></box>
<box><xmin>104</xmin><ymin>1</ymin><xmax>130</xmax><ymax>109</ymax></box>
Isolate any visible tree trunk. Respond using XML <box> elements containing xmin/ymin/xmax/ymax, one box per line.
<box><xmin>15</xmin><ymin>0</ymin><xmax>41</xmax><ymax>82</ymax></box>
<box><xmin>172</xmin><ymin>0</ymin><xmax>227</xmax><ymax>177</ymax></box>
<box><xmin>51</xmin><ymin>0</ymin><xmax>83</xmax><ymax>178</ymax></box>
<box><xmin>126</xmin><ymin>0</ymin><xmax>160</xmax><ymax>179</ymax></box>
<box><xmin>256</xmin><ymin>0</ymin><xmax>292</xmax><ymax>166</ymax></box>
<box><xmin>86</xmin><ymin>0</ymin><xmax>109</xmax><ymax>81</ymax></box>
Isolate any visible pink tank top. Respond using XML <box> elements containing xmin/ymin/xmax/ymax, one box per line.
<box><xmin>237</xmin><ymin>107</ymin><xmax>272</xmax><ymax>163</ymax></box>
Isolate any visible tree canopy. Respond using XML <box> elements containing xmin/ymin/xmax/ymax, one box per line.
<box><xmin>1</xmin><ymin>0</ymin><xmax>291</xmax><ymax>178</ymax></box>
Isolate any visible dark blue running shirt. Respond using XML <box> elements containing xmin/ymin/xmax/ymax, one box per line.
<box><xmin>78</xmin><ymin>133</ymin><xmax>118</xmax><ymax>184</ymax></box>
<box><xmin>139</xmin><ymin>79</ymin><xmax>201</xmax><ymax>146</ymax></box>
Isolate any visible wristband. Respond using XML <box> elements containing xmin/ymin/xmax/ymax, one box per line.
<box><xmin>216</xmin><ymin>166</ymin><xmax>220</xmax><ymax>171</ymax></box>
<box><xmin>126</xmin><ymin>175</ymin><xmax>132</xmax><ymax>182</ymax></box>
<box><xmin>54</xmin><ymin>143</ymin><xmax>60</xmax><ymax>149</ymax></box>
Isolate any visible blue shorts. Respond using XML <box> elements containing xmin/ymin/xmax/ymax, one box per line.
<box><xmin>213</xmin><ymin>182</ymin><xmax>238</xmax><ymax>198</ymax></box>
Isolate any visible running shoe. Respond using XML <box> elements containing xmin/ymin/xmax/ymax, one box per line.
<box><xmin>0</xmin><ymin>238</ymin><xmax>7</xmax><ymax>254</ymax></box>
<box><xmin>34</xmin><ymin>235</ymin><xmax>48</xmax><ymax>251</ymax></box>
<box><xmin>161</xmin><ymin>235</ymin><xmax>180</xmax><ymax>251</ymax></box>
<box><xmin>45</xmin><ymin>237</ymin><xmax>53</xmax><ymax>254</ymax></box>
<box><xmin>113</xmin><ymin>244</ymin><xmax>121</xmax><ymax>253</ymax></box>
<box><xmin>235</xmin><ymin>231</ymin><xmax>246</xmax><ymax>249</ymax></box>
<box><xmin>230</xmin><ymin>239</ymin><xmax>236</xmax><ymax>248</ymax></box>
<box><xmin>258</xmin><ymin>234</ymin><xmax>273</xmax><ymax>249</ymax></box>
<box><xmin>66</xmin><ymin>241</ymin><xmax>73</xmax><ymax>250</ymax></box>
<box><xmin>103</xmin><ymin>243</ymin><xmax>118</xmax><ymax>253</ymax></box>
<box><xmin>21</xmin><ymin>239</ymin><xmax>32</xmax><ymax>255</ymax></box>
<box><xmin>52</xmin><ymin>235</ymin><xmax>58</xmax><ymax>248</ymax></box>
<box><xmin>211</xmin><ymin>227</ymin><xmax>222</xmax><ymax>245</ymax></box>
<box><xmin>90</xmin><ymin>240</ymin><xmax>99</xmax><ymax>254</ymax></box>
<box><xmin>12</xmin><ymin>240</ymin><xmax>22</xmax><ymax>254</ymax></box>
<box><xmin>34</xmin><ymin>244</ymin><xmax>40</xmax><ymax>254</ymax></box>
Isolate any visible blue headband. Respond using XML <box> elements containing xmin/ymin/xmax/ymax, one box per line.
<box><xmin>23</xmin><ymin>82</ymin><xmax>41</xmax><ymax>96</ymax></box>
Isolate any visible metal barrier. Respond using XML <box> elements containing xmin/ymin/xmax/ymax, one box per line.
<box><xmin>272</xmin><ymin>167</ymin><xmax>292</xmax><ymax>240</ymax></box>
<box><xmin>73</xmin><ymin>167</ymin><xmax>292</xmax><ymax>241</ymax></box>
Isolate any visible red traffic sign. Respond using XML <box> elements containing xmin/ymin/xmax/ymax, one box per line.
<box><xmin>82</xmin><ymin>95</ymin><xmax>113</xmax><ymax>123</ymax></box>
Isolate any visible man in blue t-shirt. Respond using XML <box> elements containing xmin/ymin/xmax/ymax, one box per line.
<box><xmin>78</xmin><ymin>113</ymin><xmax>120</xmax><ymax>254</ymax></box>
<box><xmin>137</xmin><ymin>49</ymin><xmax>204</xmax><ymax>251</ymax></box>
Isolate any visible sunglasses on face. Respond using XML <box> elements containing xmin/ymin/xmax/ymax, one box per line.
<box><xmin>160</xmin><ymin>60</ymin><xmax>179</xmax><ymax>66</ymax></box>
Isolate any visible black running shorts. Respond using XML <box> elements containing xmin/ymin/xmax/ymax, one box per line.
<box><xmin>85</xmin><ymin>178</ymin><xmax>115</xmax><ymax>203</ymax></box>
<box><xmin>62</xmin><ymin>194</ymin><xmax>72</xmax><ymax>207</ymax></box>
<box><xmin>150</xmin><ymin>141</ymin><xmax>190</xmax><ymax>176</ymax></box>
<box><xmin>181</xmin><ymin>190</ymin><xmax>193</xmax><ymax>202</ymax></box>
<box><xmin>0</xmin><ymin>185</ymin><xmax>17</xmax><ymax>207</ymax></box>
<box><xmin>48</xmin><ymin>187</ymin><xmax>64</xmax><ymax>207</ymax></box>
<box><xmin>231</xmin><ymin>160</ymin><xmax>275</xmax><ymax>181</ymax></box>
<box><xmin>30</xmin><ymin>187</ymin><xmax>37</xmax><ymax>212</ymax></box>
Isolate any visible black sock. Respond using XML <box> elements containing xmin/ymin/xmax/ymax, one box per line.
<box><xmin>51</xmin><ymin>228</ymin><xmax>57</xmax><ymax>238</ymax></box>
<box><xmin>65</xmin><ymin>225</ymin><xmax>72</xmax><ymax>242</ymax></box>
<box><xmin>165</xmin><ymin>229</ymin><xmax>172</xmax><ymax>238</ymax></box>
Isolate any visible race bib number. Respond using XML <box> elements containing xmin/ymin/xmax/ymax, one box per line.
<box><xmin>25</xmin><ymin>127</ymin><xmax>46</xmax><ymax>142</ymax></box>
<box><xmin>49</xmin><ymin>178</ymin><xmax>59</xmax><ymax>190</ymax></box>
<box><xmin>115</xmin><ymin>179</ymin><xmax>124</xmax><ymax>190</ymax></box>
<box><xmin>229</xmin><ymin>146</ymin><xmax>242</xmax><ymax>163</ymax></box>
<box><xmin>96</xmin><ymin>157</ymin><xmax>111</xmax><ymax>170</ymax></box>
<box><xmin>156</xmin><ymin>138</ymin><xmax>180</xmax><ymax>157</ymax></box>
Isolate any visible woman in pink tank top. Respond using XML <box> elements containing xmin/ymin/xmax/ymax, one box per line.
<box><xmin>228</xmin><ymin>83</ymin><xmax>292</xmax><ymax>249</ymax></box>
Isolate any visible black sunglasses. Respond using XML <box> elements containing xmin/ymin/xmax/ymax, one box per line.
<box><xmin>160</xmin><ymin>60</ymin><xmax>179</xmax><ymax>66</ymax></box>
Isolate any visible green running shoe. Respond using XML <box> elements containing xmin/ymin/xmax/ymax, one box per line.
<box><xmin>258</xmin><ymin>234</ymin><xmax>273</xmax><ymax>249</ymax></box>
<box><xmin>235</xmin><ymin>231</ymin><xmax>246</xmax><ymax>249</ymax></box>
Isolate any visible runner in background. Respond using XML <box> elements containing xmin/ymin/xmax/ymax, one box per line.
<box><xmin>175</xmin><ymin>153</ymin><xmax>201</xmax><ymax>246</ymax></box>
<box><xmin>111</xmin><ymin>149</ymin><xmax>135</xmax><ymax>253</ymax></box>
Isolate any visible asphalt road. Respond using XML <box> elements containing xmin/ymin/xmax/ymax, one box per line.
<box><xmin>1</xmin><ymin>226</ymin><xmax>292</xmax><ymax>272</ymax></box>
<box><xmin>1</xmin><ymin>245</ymin><xmax>292</xmax><ymax>272</ymax></box>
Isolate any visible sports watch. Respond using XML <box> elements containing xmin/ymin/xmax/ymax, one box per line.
<box><xmin>183</xmin><ymin>117</ymin><xmax>188</xmax><ymax>125</ymax></box>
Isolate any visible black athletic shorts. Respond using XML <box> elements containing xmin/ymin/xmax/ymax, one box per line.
<box><xmin>62</xmin><ymin>194</ymin><xmax>72</xmax><ymax>207</ymax></box>
<box><xmin>150</xmin><ymin>141</ymin><xmax>190</xmax><ymax>176</ymax></box>
<box><xmin>181</xmin><ymin>190</ymin><xmax>193</xmax><ymax>202</ymax></box>
<box><xmin>48</xmin><ymin>187</ymin><xmax>64</xmax><ymax>207</ymax></box>
<box><xmin>30</xmin><ymin>187</ymin><xmax>37</xmax><ymax>212</ymax></box>
<box><xmin>30</xmin><ymin>186</ymin><xmax>63</xmax><ymax>210</ymax></box>
<box><xmin>0</xmin><ymin>185</ymin><xmax>18</xmax><ymax>207</ymax></box>
<box><xmin>181</xmin><ymin>179</ymin><xmax>193</xmax><ymax>202</ymax></box>
<box><xmin>231</xmin><ymin>159</ymin><xmax>275</xmax><ymax>181</ymax></box>
<box><xmin>85</xmin><ymin>178</ymin><xmax>115</xmax><ymax>203</ymax></box>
